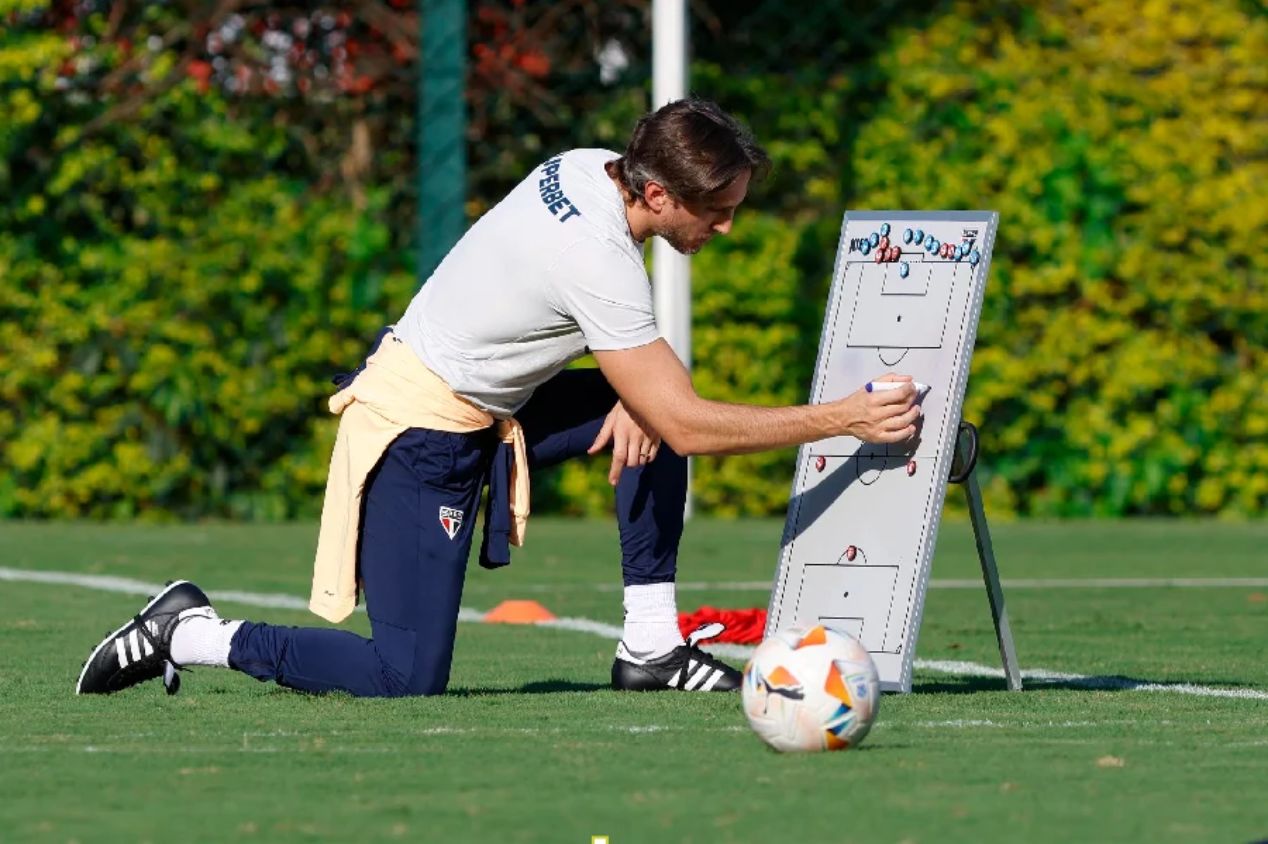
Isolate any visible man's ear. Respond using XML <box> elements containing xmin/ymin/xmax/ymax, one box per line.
<box><xmin>642</xmin><ymin>180</ymin><xmax>672</xmax><ymax>213</ymax></box>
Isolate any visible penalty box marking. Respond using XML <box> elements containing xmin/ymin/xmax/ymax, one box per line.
<box><xmin>844</xmin><ymin>258</ymin><xmax>961</xmax><ymax>350</ymax></box>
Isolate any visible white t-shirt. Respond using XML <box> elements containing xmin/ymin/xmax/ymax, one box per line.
<box><xmin>394</xmin><ymin>148</ymin><xmax>660</xmax><ymax>417</ymax></box>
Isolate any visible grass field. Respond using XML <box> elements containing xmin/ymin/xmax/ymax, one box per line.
<box><xmin>2</xmin><ymin>517</ymin><xmax>1266</xmax><ymax>843</ymax></box>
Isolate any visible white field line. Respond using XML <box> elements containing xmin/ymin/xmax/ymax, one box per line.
<box><xmin>470</xmin><ymin>577</ymin><xmax>1268</xmax><ymax>593</ymax></box>
<box><xmin>5</xmin><ymin>566</ymin><xmax>1267</xmax><ymax>702</ymax></box>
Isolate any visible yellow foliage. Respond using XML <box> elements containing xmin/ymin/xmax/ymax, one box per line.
<box><xmin>854</xmin><ymin>0</ymin><xmax>1268</xmax><ymax>515</ymax></box>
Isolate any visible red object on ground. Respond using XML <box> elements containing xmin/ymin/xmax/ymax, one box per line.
<box><xmin>677</xmin><ymin>607</ymin><xmax>768</xmax><ymax>644</ymax></box>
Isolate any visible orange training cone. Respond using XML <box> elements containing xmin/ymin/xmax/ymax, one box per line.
<box><xmin>484</xmin><ymin>599</ymin><xmax>557</xmax><ymax>624</ymax></box>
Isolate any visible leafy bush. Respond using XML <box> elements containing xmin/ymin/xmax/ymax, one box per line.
<box><xmin>0</xmin><ymin>21</ymin><xmax>414</xmax><ymax>519</ymax></box>
<box><xmin>4</xmin><ymin>0</ymin><xmax>1265</xmax><ymax>520</ymax></box>
<box><xmin>849</xmin><ymin>0</ymin><xmax>1268</xmax><ymax>516</ymax></box>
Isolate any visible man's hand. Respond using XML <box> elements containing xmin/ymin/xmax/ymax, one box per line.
<box><xmin>593</xmin><ymin>341</ymin><xmax>923</xmax><ymax>455</ymax></box>
<box><xmin>587</xmin><ymin>401</ymin><xmax>663</xmax><ymax>485</ymax></box>
<box><xmin>832</xmin><ymin>374</ymin><xmax>922</xmax><ymax>444</ymax></box>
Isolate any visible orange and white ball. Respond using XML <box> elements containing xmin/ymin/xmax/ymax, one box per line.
<box><xmin>742</xmin><ymin>624</ymin><xmax>881</xmax><ymax>753</ymax></box>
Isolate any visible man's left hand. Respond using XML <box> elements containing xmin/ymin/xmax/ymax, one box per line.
<box><xmin>587</xmin><ymin>401</ymin><xmax>662</xmax><ymax>485</ymax></box>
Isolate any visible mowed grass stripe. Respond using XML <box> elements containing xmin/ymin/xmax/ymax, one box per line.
<box><xmin>6</xmin><ymin>564</ymin><xmax>1266</xmax><ymax>702</ymax></box>
<box><xmin>4</xmin><ymin>521</ymin><xmax>1267</xmax><ymax>844</ymax></box>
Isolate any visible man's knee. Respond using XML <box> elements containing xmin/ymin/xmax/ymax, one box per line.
<box><xmin>378</xmin><ymin>667</ymin><xmax>448</xmax><ymax>698</ymax></box>
<box><xmin>363</xmin><ymin>630</ymin><xmax>459</xmax><ymax>698</ymax></box>
<box><xmin>404</xmin><ymin>674</ymin><xmax>449</xmax><ymax>697</ymax></box>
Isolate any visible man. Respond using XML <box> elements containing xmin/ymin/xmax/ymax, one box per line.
<box><xmin>76</xmin><ymin>98</ymin><xmax>920</xmax><ymax>698</ymax></box>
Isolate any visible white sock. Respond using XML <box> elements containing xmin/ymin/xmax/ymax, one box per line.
<box><xmin>169</xmin><ymin>607</ymin><xmax>243</xmax><ymax>668</ymax></box>
<box><xmin>621</xmin><ymin>582</ymin><xmax>684</xmax><ymax>659</ymax></box>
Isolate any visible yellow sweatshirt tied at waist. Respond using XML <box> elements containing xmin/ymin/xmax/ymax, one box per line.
<box><xmin>309</xmin><ymin>332</ymin><xmax>529</xmax><ymax>623</ymax></box>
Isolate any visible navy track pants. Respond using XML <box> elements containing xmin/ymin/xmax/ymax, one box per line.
<box><xmin>228</xmin><ymin>368</ymin><xmax>687</xmax><ymax>697</ymax></box>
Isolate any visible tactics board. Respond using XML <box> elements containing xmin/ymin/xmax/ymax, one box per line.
<box><xmin>766</xmin><ymin>211</ymin><xmax>999</xmax><ymax>692</ymax></box>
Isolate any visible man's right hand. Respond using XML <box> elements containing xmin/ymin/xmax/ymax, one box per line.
<box><xmin>832</xmin><ymin>374</ymin><xmax>922</xmax><ymax>444</ymax></box>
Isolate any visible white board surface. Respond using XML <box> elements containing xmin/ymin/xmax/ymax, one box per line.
<box><xmin>766</xmin><ymin>211</ymin><xmax>998</xmax><ymax>692</ymax></box>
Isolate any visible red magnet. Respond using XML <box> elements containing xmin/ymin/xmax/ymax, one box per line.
<box><xmin>878</xmin><ymin>235</ymin><xmax>890</xmax><ymax>251</ymax></box>
<box><xmin>845</xmin><ymin>545</ymin><xmax>857</xmax><ymax>561</ymax></box>
<box><xmin>906</xmin><ymin>459</ymin><xmax>917</xmax><ymax>476</ymax></box>
<box><xmin>889</xmin><ymin>246</ymin><xmax>901</xmax><ymax>262</ymax></box>
<box><xmin>874</xmin><ymin>249</ymin><xmax>885</xmax><ymax>263</ymax></box>
<box><xmin>814</xmin><ymin>455</ymin><xmax>826</xmax><ymax>472</ymax></box>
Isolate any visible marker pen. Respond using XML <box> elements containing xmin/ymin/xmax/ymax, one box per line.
<box><xmin>866</xmin><ymin>380</ymin><xmax>931</xmax><ymax>398</ymax></box>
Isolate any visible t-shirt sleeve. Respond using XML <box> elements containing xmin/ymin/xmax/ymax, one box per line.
<box><xmin>548</xmin><ymin>237</ymin><xmax>661</xmax><ymax>351</ymax></box>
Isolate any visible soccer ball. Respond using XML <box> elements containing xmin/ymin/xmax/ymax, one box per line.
<box><xmin>741</xmin><ymin>624</ymin><xmax>880</xmax><ymax>753</ymax></box>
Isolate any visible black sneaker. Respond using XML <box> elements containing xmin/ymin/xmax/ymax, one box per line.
<box><xmin>75</xmin><ymin>580</ymin><xmax>213</xmax><ymax>695</ymax></box>
<box><xmin>612</xmin><ymin>623</ymin><xmax>741</xmax><ymax>692</ymax></box>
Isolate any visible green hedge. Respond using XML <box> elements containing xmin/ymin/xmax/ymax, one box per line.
<box><xmin>0</xmin><ymin>25</ymin><xmax>415</xmax><ymax>519</ymax></box>
<box><xmin>850</xmin><ymin>0</ymin><xmax>1268</xmax><ymax>516</ymax></box>
<box><xmin>3</xmin><ymin>0</ymin><xmax>1266</xmax><ymax>520</ymax></box>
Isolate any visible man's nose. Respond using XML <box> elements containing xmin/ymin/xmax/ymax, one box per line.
<box><xmin>713</xmin><ymin>217</ymin><xmax>733</xmax><ymax>235</ymax></box>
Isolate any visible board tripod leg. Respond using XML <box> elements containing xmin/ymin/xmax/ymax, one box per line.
<box><xmin>953</xmin><ymin>423</ymin><xmax>1023</xmax><ymax>691</ymax></box>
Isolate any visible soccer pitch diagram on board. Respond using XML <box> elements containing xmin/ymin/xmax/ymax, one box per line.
<box><xmin>766</xmin><ymin>211</ymin><xmax>999</xmax><ymax>693</ymax></box>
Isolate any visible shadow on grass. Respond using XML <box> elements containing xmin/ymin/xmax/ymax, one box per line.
<box><xmin>911</xmin><ymin>676</ymin><xmax>1010</xmax><ymax>695</ymax></box>
<box><xmin>911</xmin><ymin>673</ymin><xmax>1262</xmax><ymax>695</ymax></box>
<box><xmin>446</xmin><ymin>679</ymin><xmax>608</xmax><ymax>697</ymax></box>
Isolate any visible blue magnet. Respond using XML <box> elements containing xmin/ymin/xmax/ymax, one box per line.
<box><xmin>899</xmin><ymin>262</ymin><xmax>910</xmax><ymax>278</ymax></box>
<box><xmin>914</xmin><ymin>228</ymin><xmax>924</xmax><ymax>244</ymax></box>
<box><xmin>929</xmin><ymin>238</ymin><xmax>940</xmax><ymax>253</ymax></box>
<box><xmin>860</xmin><ymin>240</ymin><xmax>871</xmax><ymax>256</ymax></box>
<box><xmin>954</xmin><ymin>244</ymin><xmax>964</xmax><ymax>260</ymax></box>
<box><xmin>868</xmin><ymin>232</ymin><xmax>880</xmax><ymax>248</ymax></box>
<box><xmin>969</xmin><ymin>250</ymin><xmax>981</xmax><ymax>266</ymax></box>
<box><xmin>880</xmin><ymin>223</ymin><xmax>891</xmax><ymax>236</ymax></box>
<box><xmin>903</xmin><ymin>228</ymin><xmax>913</xmax><ymax>244</ymax></box>
<box><xmin>925</xmin><ymin>234</ymin><xmax>936</xmax><ymax>248</ymax></box>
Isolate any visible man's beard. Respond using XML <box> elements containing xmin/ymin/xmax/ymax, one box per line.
<box><xmin>658</xmin><ymin>221</ymin><xmax>707</xmax><ymax>255</ymax></box>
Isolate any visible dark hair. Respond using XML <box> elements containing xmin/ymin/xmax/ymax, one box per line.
<box><xmin>605</xmin><ymin>98</ymin><xmax>770</xmax><ymax>205</ymax></box>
